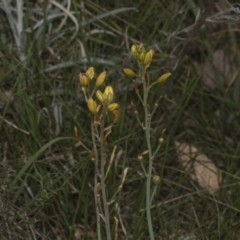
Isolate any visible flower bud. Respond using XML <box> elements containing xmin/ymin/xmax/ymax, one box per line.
<box><xmin>152</xmin><ymin>175</ymin><xmax>161</xmax><ymax>185</ymax></box>
<box><xmin>138</xmin><ymin>52</ymin><xmax>145</xmax><ymax>62</ymax></box>
<box><xmin>131</xmin><ymin>45</ymin><xmax>137</xmax><ymax>57</ymax></box>
<box><xmin>136</xmin><ymin>44</ymin><xmax>145</xmax><ymax>54</ymax></box>
<box><xmin>102</xmin><ymin>93</ymin><xmax>108</xmax><ymax>103</ymax></box>
<box><xmin>79</xmin><ymin>73</ymin><xmax>88</xmax><ymax>86</ymax></box>
<box><xmin>156</xmin><ymin>73</ymin><xmax>171</xmax><ymax>83</ymax></box>
<box><xmin>123</xmin><ymin>68</ymin><xmax>137</xmax><ymax>77</ymax></box>
<box><xmin>106</xmin><ymin>92</ymin><xmax>113</xmax><ymax>104</ymax></box>
<box><xmin>104</xmin><ymin>86</ymin><xmax>114</xmax><ymax>95</ymax></box>
<box><xmin>87</xmin><ymin>98</ymin><xmax>97</xmax><ymax>115</ymax></box>
<box><xmin>96</xmin><ymin>90</ymin><xmax>105</xmax><ymax>103</ymax></box>
<box><xmin>86</xmin><ymin>67</ymin><xmax>95</xmax><ymax>80</ymax></box>
<box><xmin>158</xmin><ymin>138</ymin><xmax>164</xmax><ymax>144</ymax></box>
<box><xmin>131</xmin><ymin>44</ymin><xmax>145</xmax><ymax>61</ymax></box>
<box><xmin>143</xmin><ymin>49</ymin><xmax>154</xmax><ymax>68</ymax></box>
<box><xmin>95</xmin><ymin>71</ymin><xmax>106</xmax><ymax>87</ymax></box>
<box><xmin>107</xmin><ymin>103</ymin><xmax>118</xmax><ymax>111</ymax></box>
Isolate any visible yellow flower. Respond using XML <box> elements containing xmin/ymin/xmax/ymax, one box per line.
<box><xmin>95</xmin><ymin>71</ymin><xmax>106</xmax><ymax>87</ymax></box>
<box><xmin>104</xmin><ymin>86</ymin><xmax>114</xmax><ymax>104</ymax></box>
<box><xmin>138</xmin><ymin>52</ymin><xmax>145</xmax><ymax>62</ymax></box>
<box><xmin>104</xmin><ymin>86</ymin><xmax>113</xmax><ymax>95</ymax></box>
<box><xmin>96</xmin><ymin>86</ymin><xmax>114</xmax><ymax>105</ymax></box>
<box><xmin>123</xmin><ymin>68</ymin><xmax>137</xmax><ymax>77</ymax></box>
<box><xmin>79</xmin><ymin>73</ymin><xmax>88</xmax><ymax>86</ymax></box>
<box><xmin>106</xmin><ymin>93</ymin><xmax>113</xmax><ymax>104</ymax></box>
<box><xmin>87</xmin><ymin>98</ymin><xmax>97</xmax><ymax>115</ymax></box>
<box><xmin>131</xmin><ymin>44</ymin><xmax>145</xmax><ymax>61</ymax></box>
<box><xmin>136</xmin><ymin>44</ymin><xmax>145</xmax><ymax>55</ymax></box>
<box><xmin>86</xmin><ymin>67</ymin><xmax>95</xmax><ymax>80</ymax></box>
<box><xmin>96</xmin><ymin>90</ymin><xmax>105</xmax><ymax>103</ymax></box>
<box><xmin>107</xmin><ymin>103</ymin><xmax>118</xmax><ymax>111</ymax></box>
<box><xmin>131</xmin><ymin>45</ymin><xmax>137</xmax><ymax>58</ymax></box>
<box><xmin>156</xmin><ymin>73</ymin><xmax>171</xmax><ymax>83</ymax></box>
<box><xmin>143</xmin><ymin>49</ymin><xmax>154</xmax><ymax>68</ymax></box>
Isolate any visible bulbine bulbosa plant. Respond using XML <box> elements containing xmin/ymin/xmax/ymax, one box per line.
<box><xmin>77</xmin><ymin>44</ymin><xmax>171</xmax><ymax>240</ymax></box>
<box><xmin>77</xmin><ymin>67</ymin><xmax>120</xmax><ymax>240</ymax></box>
<box><xmin>123</xmin><ymin>44</ymin><xmax>171</xmax><ymax>240</ymax></box>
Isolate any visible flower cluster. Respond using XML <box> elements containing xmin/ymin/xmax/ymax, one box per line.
<box><xmin>123</xmin><ymin>44</ymin><xmax>172</xmax><ymax>85</ymax></box>
<box><xmin>79</xmin><ymin>67</ymin><xmax>119</xmax><ymax>122</ymax></box>
<box><xmin>131</xmin><ymin>44</ymin><xmax>154</xmax><ymax>68</ymax></box>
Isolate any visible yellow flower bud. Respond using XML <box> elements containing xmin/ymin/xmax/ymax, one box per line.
<box><xmin>87</xmin><ymin>98</ymin><xmax>97</xmax><ymax>115</ymax></box>
<box><xmin>136</xmin><ymin>44</ymin><xmax>145</xmax><ymax>54</ymax></box>
<box><xmin>123</xmin><ymin>68</ymin><xmax>137</xmax><ymax>77</ymax></box>
<box><xmin>96</xmin><ymin>90</ymin><xmax>105</xmax><ymax>103</ymax></box>
<box><xmin>107</xmin><ymin>103</ymin><xmax>118</xmax><ymax>111</ymax></box>
<box><xmin>106</xmin><ymin>92</ymin><xmax>113</xmax><ymax>104</ymax></box>
<box><xmin>143</xmin><ymin>49</ymin><xmax>154</xmax><ymax>68</ymax></box>
<box><xmin>156</xmin><ymin>73</ymin><xmax>171</xmax><ymax>83</ymax></box>
<box><xmin>102</xmin><ymin>93</ymin><xmax>108</xmax><ymax>103</ymax></box>
<box><xmin>86</xmin><ymin>67</ymin><xmax>95</xmax><ymax>80</ymax></box>
<box><xmin>138</xmin><ymin>52</ymin><xmax>145</xmax><ymax>62</ymax></box>
<box><xmin>79</xmin><ymin>73</ymin><xmax>88</xmax><ymax>86</ymax></box>
<box><xmin>95</xmin><ymin>71</ymin><xmax>106</xmax><ymax>87</ymax></box>
<box><xmin>104</xmin><ymin>86</ymin><xmax>113</xmax><ymax>95</ymax></box>
<box><xmin>131</xmin><ymin>45</ymin><xmax>137</xmax><ymax>56</ymax></box>
<box><xmin>131</xmin><ymin>44</ymin><xmax>145</xmax><ymax>61</ymax></box>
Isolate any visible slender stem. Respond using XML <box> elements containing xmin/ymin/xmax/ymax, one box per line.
<box><xmin>150</xmin><ymin>186</ymin><xmax>157</xmax><ymax>204</ymax></box>
<box><xmin>141</xmin><ymin>66</ymin><xmax>155</xmax><ymax>240</ymax></box>
<box><xmin>140</xmin><ymin>162</ymin><xmax>147</xmax><ymax>175</ymax></box>
<box><xmin>152</xmin><ymin>144</ymin><xmax>161</xmax><ymax>161</ymax></box>
<box><xmin>91</xmin><ymin>121</ymin><xmax>101</xmax><ymax>240</ymax></box>
<box><xmin>100</xmin><ymin>109</ymin><xmax>112</xmax><ymax>240</ymax></box>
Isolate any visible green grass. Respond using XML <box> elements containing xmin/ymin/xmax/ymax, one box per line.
<box><xmin>1</xmin><ymin>0</ymin><xmax>240</xmax><ymax>239</ymax></box>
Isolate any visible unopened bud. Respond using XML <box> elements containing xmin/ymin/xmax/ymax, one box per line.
<box><xmin>107</xmin><ymin>103</ymin><xmax>118</xmax><ymax>111</ymax></box>
<box><xmin>106</xmin><ymin>92</ymin><xmax>113</xmax><ymax>104</ymax></box>
<box><xmin>87</xmin><ymin>98</ymin><xmax>97</xmax><ymax>115</ymax></box>
<box><xmin>138</xmin><ymin>52</ymin><xmax>145</xmax><ymax>62</ymax></box>
<box><xmin>96</xmin><ymin>90</ymin><xmax>105</xmax><ymax>103</ymax></box>
<box><xmin>79</xmin><ymin>73</ymin><xmax>88</xmax><ymax>86</ymax></box>
<box><xmin>156</xmin><ymin>73</ymin><xmax>171</xmax><ymax>83</ymax></box>
<box><xmin>104</xmin><ymin>86</ymin><xmax>113</xmax><ymax>95</ymax></box>
<box><xmin>86</xmin><ymin>67</ymin><xmax>95</xmax><ymax>80</ymax></box>
<box><xmin>143</xmin><ymin>49</ymin><xmax>154</xmax><ymax>68</ymax></box>
<box><xmin>123</xmin><ymin>68</ymin><xmax>137</xmax><ymax>77</ymax></box>
<box><xmin>152</xmin><ymin>175</ymin><xmax>161</xmax><ymax>185</ymax></box>
<box><xmin>131</xmin><ymin>45</ymin><xmax>137</xmax><ymax>56</ymax></box>
<box><xmin>95</xmin><ymin>71</ymin><xmax>106</xmax><ymax>87</ymax></box>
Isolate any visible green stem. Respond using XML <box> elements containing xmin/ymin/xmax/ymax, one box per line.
<box><xmin>141</xmin><ymin>67</ymin><xmax>155</xmax><ymax>240</ymax></box>
<box><xmin>91</xmin><ymin>121</ymin><xmax>101</xmax><ymax>240</ymax></box>
<box><xmin>100</xmin><ymin>109</ymin><xmax>112</xmax><ymax>240</ymax></box>
<box><xmin>150</xmin><ymin>186</ymin><xmax>157</xmax><ymax>204</ymax></box>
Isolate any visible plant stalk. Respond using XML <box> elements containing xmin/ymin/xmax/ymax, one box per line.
<box><xmin>91</xmin><ymin>121</ymin><xmax>101</xmax><ymax>240</ymax></box>
<box><xmin>100</xmin><ymin>110</ymin><xmax>112</xmax><ymax>240</ymax></box>
<box><xmin>142</xmin><ymin>66</ymin><xmax>155</xmax><ymax>240</ymax></box>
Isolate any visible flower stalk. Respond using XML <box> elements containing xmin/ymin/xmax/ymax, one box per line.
<box><xmin>78</xmin><ymin>67</ymin><xmax>119</xmax><ymax>240</ymax></box>
<box><xmin>125</xmin><ymin>44</ymin><xmax>171</xmax><ymax>240</ymax></box>
<box><xmin>99</xmin><ymin>108</ymin><xmax>111</xmax><ymax>240</ymax></box>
